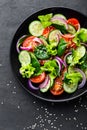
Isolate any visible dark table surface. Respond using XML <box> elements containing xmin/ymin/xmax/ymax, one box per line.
<box><xmin>0</xmin><ymin>0</ymin><xmax>87</xmax><ymax>130</ymax></box>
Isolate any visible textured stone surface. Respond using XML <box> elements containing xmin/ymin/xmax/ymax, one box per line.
<box><xmin>0</xmin><ymin>0</ymin><xmax>87</xmax><ymax>130</ymax></box>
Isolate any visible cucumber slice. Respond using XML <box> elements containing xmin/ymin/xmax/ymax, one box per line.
<box><xmin>63</xmin><ymin>82</ymin><xmax>78</xmax><ymax>93</ymax></box>
<box><xmin>40</xmin><ymin>78</ymin><xmax>50</xmax><ymax>92</ymax></box>
<box><xmin>18</xmin><ymin>50</ymin><xmax>31</xmax><ymax>65</ymax></box>
<box><xmin>53</xmin><ymin>14</ymin><xmax>66</xmax><ymax>20</ymax></box>
<box><xmin>29</xmin><ymin>20</ymin><xmax>44</xmax><ymax>36</ymax></box>
<box><xmin>76</xmin><ymin>46</ymin><xmax>86</xmax><ymax>58</ymax></box>
<box><xmin>48</xmin><ymin>30</ymin><xmax>60</xmax><ymax>46</ymax></box>
<box><xmin>49</xmin><ymin>76</ymin><xmax>54</xmax><ymax>88</ymax></box>
<box><xmin>68</xmin><ymin>24</ymin><xmax>76</xmax><ymax>34</ymax></box>
<box><xmin>39</xmin><ymin>36</ymin><xmax>48</xmax><ymax>46</ymax></box>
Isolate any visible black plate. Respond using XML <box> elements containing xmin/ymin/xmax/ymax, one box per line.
<box><xmin>10</xmin><ymin>7</ymin><xmax>87</xmax><ymax>102</ymax></box>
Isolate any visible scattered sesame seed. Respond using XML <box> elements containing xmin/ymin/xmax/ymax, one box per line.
<box><xmin>12</xmin><ymin>91</ymin><xmax>16</xmax><ymax>94</ymax></box>
<box><xmin>17</xmin><ymin>105</ymin><xmax>20</xmax><ymax>109</ymax></box>
<box><xmin>1</xmin><ymin>101</ymin><xmax>4</xmax><ymax>105</ymax></box>
<box><xmin>74</xmin><ymin>109</ymin><xmax>78</xmax><ymax>113</ymax></box>
<box><xmin>76</xmin><ymin>124</ymin><xmax>79</xmax><ymax>127</ymax></box>
<box><xmin>73</xmin><ymin>117</ymin><xmax>77</xmax><ymax>121</ymax></box>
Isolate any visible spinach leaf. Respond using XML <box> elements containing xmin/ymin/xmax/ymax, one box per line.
<box><xmin>57</xmin><ymin>38</ymin><xmax>67</xmax><ymax>56</ymax></box>
<box><xmin>34</xmin><ymin>44</ymin><xmax>50</xmax><ymax>60</ymax></box>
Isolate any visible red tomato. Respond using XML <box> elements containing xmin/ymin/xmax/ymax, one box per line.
<box><xmin>61</xmin><ymin>67</ymin><xmax>67</xmax><ymax>80</ymax></box>
<box><xmin>50</xmin><ymin>77</ymin><xmax>64</xmax><ymax>96</ymax></box>
<box><xmin>30</xmin><ymin>72</ymin><xmax>46</xmax><ymax>83</ymax></box>
<box><xmin>62</xmin><ymin>34</ymin><xmax>77</xmax><ymax>49</ymax></box>
<box><xmin>22</xmin><ymin>36</ymin><xmax>40</xmax><ymax>51</ymax></box>
<box><xmin>42</xmin><ymin>26</ymin><xmax>55</xmax><ymax>38</ymax></box>
<box><xmin>67</xmin><ymin>42</ymin><xmax>77</xmax><ymax>49</ymax></box>
<box><xmin>62</xmin><ymin>34</ymin><xmax>73</xmax><ymax>42</ymax></box>
<box><xmin>67</xmin><ymin>18</ymin><xmax>80</xmax><ymax>30</ymax></box>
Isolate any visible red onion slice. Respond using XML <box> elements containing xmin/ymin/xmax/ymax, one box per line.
<box><xmin>55</xmin><ymin>56</ymin><xmax>67</xmax><ymax>67</ymax></box>
<box><xmin>75</xmin><ymin>68</ymin><xmax>86</xmax><ymax>89</ymax></box>
<box><xmin>20</xmin><ymin>46</ymin><xmax>33</xmax><ymax>51</ymax></box>
<box><xmin>16</xmin><ymin>35</ymin><xmax>28</xmax><ymax>53</ymax></box>
<box><xmin>51</xmin><ymin>17</ymin><xmax>68</xmax><ymax>30</ymax></box>
<box><xmin>64</xmin><ymin>52</ymin><xmax>72</xmax><ymax>65</ymax></box>
<box><xmin>28</xmin><ymin>79</ymin><xmax>39</xmax><ymax>90</ymax></box>
<box><xmin>54</xmin><ymin>58</ymin><xmax>62</xmax><ymax>72</ymax></box>
<box><xmin>61</xmin><ymin>24</ymin><xmax>80</xmax><ymax>38</ymax></box>
<box><xmin>39</xmin><ymin>75</ymin><xmax>49</xmax><ymax>89</ymax></box>
<box><xmin>33</xmin><ymin>37</ymin><xmax>43</xmax><ymax>44</ymax></box>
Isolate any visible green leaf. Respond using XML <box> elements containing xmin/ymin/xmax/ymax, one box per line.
<box><xmin>57</xmin><ymin>38</ymin><xmax>67</xmax><ymax>56</ymax></box>
<box><xmin>46</xmin><ymin>44</ymin><xmax>57</xmax><ymax>56</ymax></box>
<box><xmin>76</xmin><ymin>28</ymin><xmax>87</xmax><ymax>43</ymax></box>
<box><xmin>79</xmin><ymin>53</ymin><xmax>87</xmax><ymax>70</ymax></box>
<box><xmin>19</xmin><ymin>64</ymin><xmax>35</xmax><ymax>78</ymax></box>
<box><xmin>71</xmin><ymin>46</ymin><xmax>86</xmax><ymax>66</ymax></box>
<box><xmin>34</xmin><ymin>44</ymin><xmax>50</xmax><ymax>59</ymax></box>
<box><xmin>64</xmin><ymin>71</ymin><xmax>82</xmax><ymax>85</ymax></box>
<box><xmin>38</xmin><ymin>13</ymin><xmax>53</xmax><ymax>28</ymax></box>
<box><xmin>41</xmin><ymin>60</ymin><xmax>59</xmax><ymax>79</ymax></box>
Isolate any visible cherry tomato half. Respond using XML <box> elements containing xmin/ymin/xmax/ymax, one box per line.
<box><xmin>50</xmin><ymin>77</ymin><xmax>64</xmax><ymax>96</ymax></box>
<box><xmin>42</xmin><ymin>26</ymin><xmax>55</xmax><ymax>38</ymax></box>
<box><xmin>30</xmin><ymin>72</ymin><xmax>46</xmax><ymax>83</ymax></box>
<box><xmin>67</xmin><ymin>18</ymin><xmax>80</xmax><ymax>30</ymax></box>
<box><xmin>22</xmin><ymin>36</ymin><xmax>40</xmax><ymax>51</ymax></box>
<box><xmin>62</xmin><ymin>34</ymin><xmax>73</xmax><ymax>42</ymax></box>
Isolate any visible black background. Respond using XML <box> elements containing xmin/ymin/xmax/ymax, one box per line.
<box><xmin>0</xmin><ymin>0</ymin><xmax>87</xmax><ymax>130</ymax></box>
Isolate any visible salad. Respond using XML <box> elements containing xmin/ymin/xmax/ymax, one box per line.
<box><xmin>16</xmin><ymin>13</ymin><xmax>87</xmax><ymax>96</ymax></box>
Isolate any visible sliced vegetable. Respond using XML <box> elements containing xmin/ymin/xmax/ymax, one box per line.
<box><xmin>71</xmin><ymin>46</ymin><xmax>86</xmax><ymax>65</ymax></box>
<box><xmin>53</xmin><ymin>14</ymin><xmax>66</xmax><ymax>20</ymax></box>
<box><xmin>40</xmin><ymin>76</ymin><xmax>51</xmax><ymax>92</ymax></box>
<box><xmin>39</xmin><ymin>36</ymin><xmax>48</xmax><ymax>45</ymax></box>
<box><xmin>16</xmin><ymin>35</ymin><xmax>28</xmax><ymax>53</ymax></box>
<box><xmin>67</xmin><ymin>18</ymin><xmax>80</xmax><ymax>30</ymax></box>
<box><xmin>42</xmin><ymin>26</ymin><xmax>55</xmax><ymax>38</ymax></box>
<box><xmin>29</xmin><ymin>20</ymin><xmax>44</xmax><ymax>36</ymax></box>
<box><xmin>28</xmin><ymin>79</ymin><xmax>39</xmax><ymax>90</ymax></box>
<box><xmin>39</xmin><ymin>75</ymin><xmax>49</xmax><ymax>89</ymax></box>
<box><xmin>75</xmin><ymin>68</ymin><xmax>86</xmax><ymax>89</ymax></box>
<box><xmin>64</xmin><ymin>52</ymin><xmax>72</xmax><ymax>65</ymax></box>
<box><xmin>18</xmin><ymin>50</ymin><xmax>31</xmax><ymax>66</ymax></box>
<box><xmin>68</xmin><ymin>24</ymin><xmax>76</xmax><ymax>34</ymax></box>
<box><xmin>22</xmin><ymin>36</ymin><xmax>39</xmax><ymax>51</ymax></box>
<box><xmin>48</xmin><ymin>29</ymin><xmax>60</xmax><ymax>46</ymax></box>
<box><xmin>51</xmin><ymin>17</ymin><xmax>68</xmax><ymax>30</ymax></box>
<box><xmin>50</xmin><ymin>77</ymin><xmax>64</xmax><ymax>95</ymax></box>
<box><xmin>30</xmin><ymin>72</ymin><xmax>46</xmax><ymax>83</ymax></box>
<box><xmin>63</xmin><ymin>82</ymin><xmax>78</xmax><ymax>93</ymax></box>
<box><xmin>55</xmin><ymin>56</ymin><xmax>67</xmax><ymax>67</ymax></box>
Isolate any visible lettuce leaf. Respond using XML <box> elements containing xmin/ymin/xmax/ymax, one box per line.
<box><xmin>41</xmin><ymin>60</ymin><xmax>59</xmax><ymax>79</ymax></box>
<box><xmin>38</xmin><ymin>13</ymin><xmax>53</xmax><ymax>28</ymax></box>
<box><xmin>64</xmin><ymin>71</ymin><xmax>82</xmax><ymax>85</ymax></box>
<box><xmin>19</xmin><ymin>64</ymin><xmax>35</xmax><ymax>78</ymax></box>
